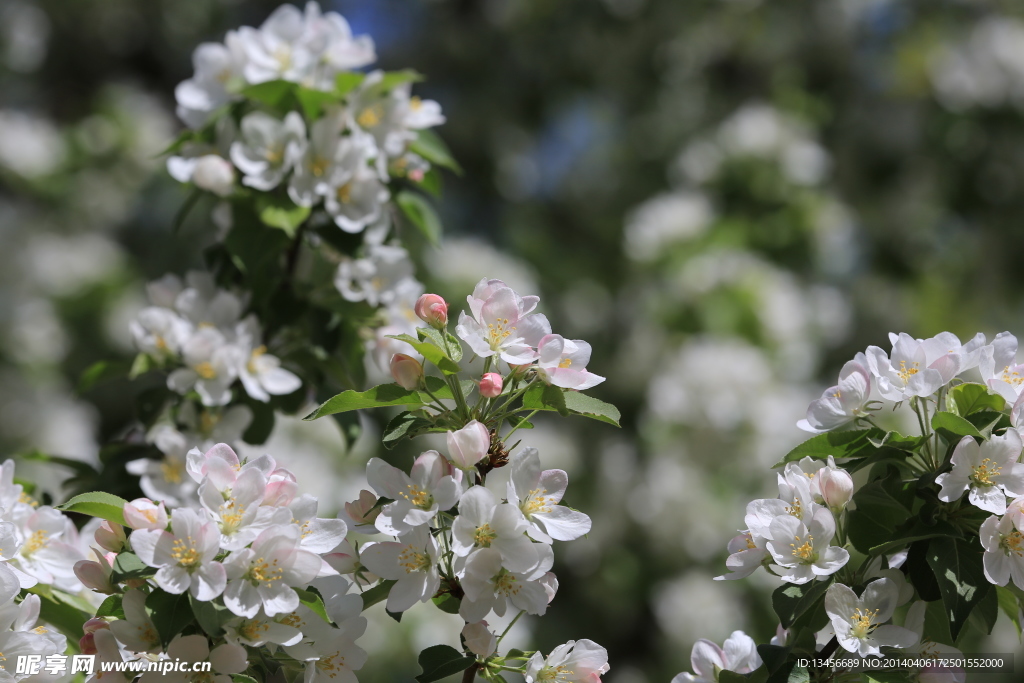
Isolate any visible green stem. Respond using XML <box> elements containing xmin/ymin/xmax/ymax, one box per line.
<box><xmin>497</xmin><ymin>610</ymin><xmax>525</xmax><ymax>646</ymax></box>
<box><xmin>504</xmin><ymin>410</ymin><xmax>538</xmax><ymax>441</ymax></box>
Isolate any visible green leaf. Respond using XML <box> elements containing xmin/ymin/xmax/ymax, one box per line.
<box><xmin>969</xmin><ymin>580</ymin><xmax>999</xmax><ymax>635</ymax></box>
<box><xmin>927</xmin><ymin>536</ymin><xmax>991</xmax><ymax>640</ymax></box>
<box><xmin>305</xmin><ymin>384</ymin><xmax>426</xmax><ymax>420</ymax></box>
<box><xmin>294</xmin><ymin>86</ymin><xmax>339</xmax><ymax>120</ymax></box>
<box><xmin>375</xmin><ymin>69</ymin><xmax>424</xmax><ymax>93</ymax></box>
<box><xmin>96</xmin><ymin>595</ymin><xmax>125</xmax><ymax>619</ymax></box>
<box><xmin>415</xmin><ymin>644</ymin><xmax>475</xmax><ymax>683</ymax></box>
<box><xmin>256</xmin><ymin>194</ymin><xmax>311</xmax><ymax>237</ymax></box>
<box><xmin>382</xmin><ymin>411</ymin><xmax>439</xmax><ymax>449</ymax></box>
<box><xmin>111</xmin><ymin>552</ymin><xmax>156</xmax><ymax>583</ymax></box>
<box><xmin>19</xmin><ymin>451</ymin><xmax>98</xmax><ymax>481</ymax></box>
<box><xmin>240</xmin><ymin>79</ymin><xmax>295</xmax><ymax>108</ymax></box>
<box><xmin>411</xmin><ymin>129</ymin><xmax>463</xmax><ymax>174</ymax></box>
<box><xmin>335</xmin><ymin>72</ymin><xmax>366</xmax><ymax>97</ymax></box>
<box><xmin>57</xmin><ymin>491</ymin><xmax>127</xmax><ymax>526</ymax></box>
<box><xmin>432</xmin><ymin>593</ymin><xmax>461</xmax><ymax>615</ymax></box>
<box><xmin>996</xmin><ymin>586</ymin><xmax>1022</xmax><ymax>637</ymax></box>
<box><xmin>295</xmin><ymin>588</ymin><xmax>332</xmax><ymax>624</ymax></box>
<box><xmin>396</xmin><ymin>191</ymin><xmax>443</xmax><ymax>246</ymax></box>
<box><xmin>561</xmin><ymin>391</ymin><xmax>621</xmax><ymax>427</ymax></box>
<box><xmin>416</xmin><ymin>166</ymin><xmax>443</xmax><ymax>198</ymax></box>
<box><xmin>190</xmin><ymin>595</ymin><xmax>230</xmax><ymax>638</ymax></box>
<box><xmin>29</xmin><ymin>586</ymin><xmax>92</xmax><ymax>640</ymax></box>
<box><xmin>129</xmin><ymin>353</ymin><xmax>154</xmax><ymax>379</ymax></box>
<box><xmin>386</xmin><ymin>333</ymin><xmax>459</xmax><ymax>374</ymax></box>
<box><xmin>146</xmin><ymin>589</ymin><xmax>194</xmax><ymax>647</ymax></box>
<box><xmin>231</xmin><ymin>676</ymin><xmax>259</xmax><ymax>683</ymax></box>
<box><xmin>361</xmin><ymin>580</ymin><xmax>397</xmax><ymax>611</ymax></box>
<box><xmin>772</xmin><ymin>579</ymin><xmax>832</xmax><ymax>630</ymax></box>
<box><xmin>931</xmin><ymin>411</ymin><xmax>983</xmax><ymax>444</ymax></box>
<box><xmin>847</xmin><ymin>475</ymin><xmax>914</xmax><ymax>554</ymax></box>
<box><xmin>523</xmin><ymin>382</ymin><xmax>568</xmax><ymax>417</ymax></box>
<box><xmin>774</xmin><ymin>429</ymin><xmax>884</xmax><ymax>467</ymax></box>
<box><xmin>158</xmin><ymin>128</ymin><xmax>197</xmax><ymax>157</ymax></box>
<box><xmin>950</xmin><ymin>383</ymin><xmax>1005</xmax><ymax>416</ymax></box>
<box><xmin>78</xmin><ymin>359</ymin><xmax>131</xmax><ymax>393</ymax></box>
<box><xmin>867</xmin><ymin>519</ymin><xmax>963</xmax><ymax>556</ymax></box>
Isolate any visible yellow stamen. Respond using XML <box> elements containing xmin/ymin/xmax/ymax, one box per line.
<box><xmin>971</xmin><ymin>458</ymin><xmax>1002</xmax><ymax>487</ymax></box>
<box><xmin>194</xmin><ymin>361</ymin><xmax>217</xmax><ymax>379</ymax></box>
<box><xmin>171</xmin><ymin>537</ymin><xmax>201</xmax><ymax>568</ymax></box>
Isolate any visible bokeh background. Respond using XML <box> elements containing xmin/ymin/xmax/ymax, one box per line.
<box><xmin>4</xmin><ymin>0</ymin><xmax>1024</xmax><ymax>680</ymax></box>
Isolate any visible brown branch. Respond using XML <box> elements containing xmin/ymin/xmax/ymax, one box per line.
<box><xmin>462</xmin><ymin>662</ymin><xmax>479</xmax><ymax>683</ymax></box>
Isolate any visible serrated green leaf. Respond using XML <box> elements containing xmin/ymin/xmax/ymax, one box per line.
<box><xmin>774</xmin><ymin>428</ymin><xmax>884</xmax><ymax>467</ymax></box>
<box><xmin>415</xmin><ymin>644</ymin><xmax>475</xmax><ymax>683</ymax></box>
<box><xmin>950</xmin><ymin>383</ymin><xmax>1005</xmax><ymax>416</ymax></box>
<box><xmin>295</xmin><ymin>588</ymin><xmax>332</xmax><ymax>623</ymax></box>
<box><xmin>523</xmin><ymin>382</ymin><xmax>568</xmax><ymax>417</ymax></box>
<box><xmin>386</xmin><ymin>333</ymin><xmax>459</xmax><ymax>373</ymax></box>
<box><xmin>561</xmin><ymin>391</ymin><xmax>621</xmax><ymax>426</ymax></box>
<box><xmin>111</xmin><ymin>552</ymin><xmax>155</xmax><ymax>583</ymax></box>
<box><xmin>931</xmin><ymin>411</ymin><xmax>983</xmax><ymax>443</ymax></box>
<box><xmin>240</xmin><ymin>79</ymin><xmax>295</xmax><ymax>108</ymax></box>
<box><xmin>927</xmin><ymin>536</ymin><xmax>991</xmax><ymax>640</ymax></box>
<box><xmin>336</xmin><ymin>72</ymin><xmax>366</xmax><ymax>97</ymax></box>
<box><xmin>57</xmin><ymin>491</ymin><xmax>127</xmax><ymax>526</ymax></box>
<box><xmin>96</xmin><ymin>595</ymin><xmax>125</xmax><ymax>619</ymax></box>
<box><xmin>396</xmin><ymin>191</ymin><xmax>443</xmax><ymax>246</ymax></box>
<box><xmin>361</xmin><ymin>580</ymin><xmax>397</xmax><ymax>611</ymax></box>
<box><xmin>305</xmin><ymin>384</ymin><xmax>427</xmax><ymax>420</ymax></box>
<box><xmin>432</xmin><ymin>593</ymin><xmax>461</xmax><ymax>615</ymax></box>
<box><xmin>294</xmin><ymin>86</ymin><xmax>339</xmax><ymax>120</ymax></box>
<box><xmin>411</xmin><ymin>129</ymin><xmax>463</xmax><ymax>174</ymax></box>
<box><xmin>146</xmin><ymin>589</ymin><xmax>194</xmax><ymax>647</ymax></box>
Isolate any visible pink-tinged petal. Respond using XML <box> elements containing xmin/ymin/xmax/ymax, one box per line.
<box><xmin>365</xmin><ymin>458</ymin><xmax>410</xmax><ymax>500</ymax></box>
<box><xmin>690</xmin><ymin>640</ymin><xmax>726</xmax><ymax>678</ymax></box>
<box><xmin>515</xmin><ymin>314</ymin><xmax>551</xmax><ymax>349</ymax></box>
<box><xmin>480</xmin><ymin>288</ymin><xmax>522</xmax><ymax>326</ymax></box>
<box><xmin>130</xmin><ymin>529</ymin><xmax>172</xmax><ymax>567</ymax></box>
<box><xmin>411</xmin><ymin>450</ymin><xmax>449</xmax><ymax>490</ymax></box>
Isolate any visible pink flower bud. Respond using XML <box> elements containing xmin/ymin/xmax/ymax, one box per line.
<box><xmin>79</xmin><ymin>633</ymin><xmax>97</xmax><ymax>655</ymax></box>
<box><xmin>74</xmin><ymin>560</ymin><xmax>114</xmax><ymax>594</ymax></box>
<box><xmin>414</xmin><ymin>294</ymin><xmax>448</xmax><ymax>329</ymax></box>
<box><xmin>83</xmin><ymin>617</ymin><xmax>109</xmax><ymax>634</ymax></box>
<box><xmin>819</xmin><ymin>467</ymin><xmax>854</xmax><ymax>511</ymax></box>
<box><xmin>391</xmin><ymin>353</ymin><xmax>423</xmax><ymax>390</ymax></box>
<box><xmin>123</xmin><ymin>498</ymin><xmax>168</xmax><ymax>530</ymax></box>
<box><xmin>94</xmin><ymin>521</ymin><xmax>126</xmax><ymax>552</ymax></box>
<box><xmin>462</xmin><ymin>621</ymin><xmax>497</xmax><ymax>658</ymax></box>
<box><xmin>446</xmin><ymin>420</ymin><xmax>491</xmax><ymax>470</ymax></box>
<box><xmin>478</xmin><ymin>373</ymin><xmax>503</xmax><ymax>398</ymax></box>
<box><xmin>264</xmin><ymin>467</ymin><xmax>298</xmax><ymax>507</ymax></box>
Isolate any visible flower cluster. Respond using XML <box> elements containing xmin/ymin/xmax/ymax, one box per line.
<box><xmin>690</xmin><ymin>330</ymin><xmax>1024</xmax><ymax>679</ymax></box>
<box><xmin>168</xmin><ymin>1</ymin><xmax>444</xmax><ymax>236</ymax></box>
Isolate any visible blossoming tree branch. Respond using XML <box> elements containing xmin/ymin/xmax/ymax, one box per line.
<box><xmin>0</xmin><ymin>4</ymin><xmax>619</xmax><ymax>683</ymax></box>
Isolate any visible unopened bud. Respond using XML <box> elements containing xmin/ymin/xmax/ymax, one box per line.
<box><xmin>462</xmin><ymin>621</ymin><xmax>497</xmax><ymax>658</ymax></box>
<box><xmin>344</xmin><ymin>490</ymin><xmax>380</xmax><ymax>527</ymax></box>
<box><xmin>83</xmin><ymin>617</ymin><xmax>110</xmax><ymax>634</ymax></box>
<box><xmin>123</xmin><ymin>498</ymin><xmax>168</xmax><ymax>530</ymax></box>
<box><xmin>79</xmin><ymin>633</ymin><xmax>97</xmax><ymax>655</ymax></box>
<box><xmin>192</xmin><ymin>155</ymin><xmax>235</xmax><ymax>197</ymax></box>
<box><xmin>390</xmin><ymin>353</ymin><xmax>423</xmax><ymax>390</ymax></box>
<box><xmin>819</xmin><ymin>467</ymin><xmax>854</xmax><ymax>511</ymax></box>
<box><xmin>95</xmin><ymin>520</ymin><xmax>126</xmax><ymax>552</ymax></box>
<box><xmin>446</xmin><ymin>420</ymin><xmax>491</xmax><ymax>470</ymax></box>
<box><xmin>479</xmin><ymin>373</ymin><xmax>503</xmax><ymax>398</ymax></box>
<box><xmin>414</xmin><ymin>294</ymin><xmax>448</xmax><ymax>329</ymax></box>
<box><xmin>74</xmin><ymin>560</ymin><xmax>114</xmax><ymax>594</ymax></box>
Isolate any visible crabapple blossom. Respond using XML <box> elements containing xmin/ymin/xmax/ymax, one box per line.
<box><xmin>415</xmin><ymin>293</ymin><xmax>448</xmax><ymax>328</ymax></box>
<box><xmin>222</xmin><ymin>524</ymin><xmax>323</xmax><ymax>617</ymax></box>
<box><xmin>446</xmin><ymin>420</ymin><xmax>491</xmax><ymax>470</ymax></box>
<box><xmin>73</xmin><ymin>551</ymin><xmax>116</xmax><ymax>594</ymax></box>
<box><xmin>230</xmin><ymin>111</ymin><xmax>306</xmax><ymax>191</ymax></box>
<box><xmin>9</xmin><ymin>505</ymin><xmax>83</xmax><ymax>589</ymax></box>
<box><xmin>506</xmin><ymin>447</ymin><xmax>592</xmax><ymax>542</ymax></box>
<box><xmin>936</xmin><ymin>431</ymin><xmax>1024</xmax><ymax>514</ymax></box>
<box><xmin>866</xmin><ymin>333</ymin><xmax>953</xmax><ymax>402</ymax></box>
<box><xmin>127</xmin><ymin>427</ymin><xmax>197</xmax><ymax>506</ymax></box>
<box><xmin>462</xmin><ymin>621</ymin><xmax>497</xmax><ymax>658</ymax></box>
<box><xmin>818</xmin><ymin>466</ymin><xmax>854</xmax><ymax>512</ymax></box>
<box><xmin>670</xmin><ymin>631</ymin><xmax>761</xmax><ymax>683</ymax></box>
<box><xmin>390</xmin><ymin>353</ymin><xmax>423</xmax><ymax>390</ymax></box>
<box><xmin>714</xmin><ymin>530</ymin><xmax>768</xmax><ymax>581</ymax></box>
<box><xmin>980</xmin><ymin>514</ymin><xmax>1024</xmax><ymax>588</ymax></box>
<box><xmin>365</xmin><ymin>452</ymin><xmax>462</xmax><ymax>536</ymax></box>
<box><xmin>766</xmin><ymin>507</ymin><xmax>849</xmax><ymax>583</ymax></box>
<box><xmin>285</xmin><ymin>494</ymin><xmax>348</xmax><ymax>556</ymax></box>
<box><xmin>534</xmin><ymin>334</ymin><xmax>605</xmax><ymax>391</ymax></box>
<box><xmin>109</xmin><ymin>590</ymin><xmax>160</xmax><ymax>653</ymax></box>
<box><xmin>456</xmin><ymin>280</ymin><xmax>551</xmax><ymax>365</ymax></box>
<box><xmin>324</xmin><ymin>164</ymin><xmax>389</xmax><ymax>232</ymax></box>
<box><xmin>452</xmin><ymin>486</ymin><xmax>545</xmax><ymax>574</ymax></box>
<box><xmin>167</xmin><ymin>326</ymin><xmax>242</xmax><ymax>407</ymax></box>
<box><xmin>458</xmin><ymin>547</ymin><xmax>555</xmax><ymax>623</ymax></box>
<box><xmin>130</xmin><ymin>307</ymin><xmax>192</xmax><ymax>361</ymax></box>
<box><xmin>797</xmin><ymin>355</ymin><xmax>872</xmax><ymax>433</ymax></box>
<box><xmin>292</xmin><ymin>625</ymin><xmax>368</xmax><ymax>683</ymax></box>
<box><xmin>222</xmin><ymin>610</ymin><xmax>303</xmax><ymax>648</ymax></box>
<box><xmin>524</xmin><ymin>640</ymin><xmax>610</xmax><ymax>683</ymax></box>
<box><xmin>94</xmin><ymin>521</ymin><xmax>126</xmax><ymax>553</ymax></box>
<box><xmin>825</xmin><ymin>579</ymin><xmax>918</xmax><ymax>656</ymax></box>
<box><xmin>130</xmin><ymin>507</ymin><xmax>226</xmax><ymax>600</ymax></box>
<box><xmin>339</xmin><ymin>490</ymin><xmax>381</xmax><ymax>534</ymax></box>
<box><xmin>122</xmin><ymin>498</ymin><xmax>169</xmax><ymax>531</ymax></box>
<box><xmin>145</xmin><ymin>635</ymin><xmax>247</xmax><ymax>683</ymax></box>
<box><xmin>981</xmin><ymin>332</ymin><xmax>1024</xmax><ymax>402</ymax></box>
<box><xmin>358</xmin><ymin>526</ymin><xmax>440</xmax><ymax>613</ymax></box>
<box><xmin>233</xmin><ymin>317</ymin><xmax>302</xmax><ymax>402</ymax></box>
<box><xmin>199</xmin><ymin>466</ymin><xmax>272</xmax><ymax>551</ymax></box>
